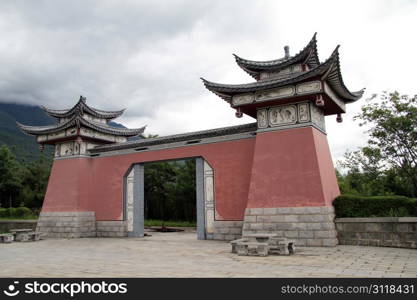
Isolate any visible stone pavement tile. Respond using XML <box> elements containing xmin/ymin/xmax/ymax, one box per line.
<box><xmin>1</xmin><ymin>232</ymin><xmax>417</xmax><ymax>278</ymax></box>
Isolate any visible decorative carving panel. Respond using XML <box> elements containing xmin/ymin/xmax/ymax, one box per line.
<box><xmin>60</xmin><ymin>142</ymin><xmax>74</xmax><ymax>157</ymax></box>
<box><xmin>255</xmin><ymin>86</ymin><xmax>294</xmax><ymax>102</ymax></box>
<box><xmin>126</xmin><ymin>169</ymin><xmax>134</xmax><ymax>232</ymax></box>
<box><xmin>66</xmin><ymin>127</ymin><xmax>77</xmax><ymax>137</ymax></box>
<box><xmin>268</xmin><ymin>105</ymin><xmax>297</xmax><ymax>126</ymax></box>
<box><xmin>257</xmin><ymin>109</ymin><xmax>268</xmax><ymax>129</ymax></box>
<box><xmin>204</xmin><ymin>161</ymin><xmax>215</xmax><ymax>234</ymax></box>
<box><xmin>37</xmin><ymin>135</ymin><xmax>48</xmax><ymax>142</ymax></box>
<box><xmin>233</xmin><ymin>81</ymin><xmax>325</xmax><ymax>107</ymax></box>
<box><xmin>298</xmin><ymin>103</ymin><xmax>310</xmax><ymax>123</ymax></box>
<box><xmin>256</xmin><ymin>102</ymin><xmax>325</xmax><ymax>132</ymax></box>
<box><xmin>48</xmin><ymin>130</ymin><xmax>66</xmax><ymax>140</ymax></box>
<box><xmin>310</xmin><ymin>103</ymin><xmax>325</xmax><ymax>131</ymax></box>
<box><xmin>232</xmin><ymin>94</ymin><xmax>254</xmax><ymax>106</ymax></box>
<box><xmin>296</xmin><ymin>81</ymin><xmax>322</xmax><ymax>94</ymax></box>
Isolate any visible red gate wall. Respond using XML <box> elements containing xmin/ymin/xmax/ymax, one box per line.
<box><xmin>42</xmin><ymin>127</ymin><xmax>339</xmax><ymax>221</ymax></box>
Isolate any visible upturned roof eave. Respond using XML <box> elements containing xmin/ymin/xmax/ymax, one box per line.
<box><xmin>202</xmin><ymin>46</ymin><xmax>364</xmax><ymax>103</ymax></box>
<box><xmin>17</xmin><ymin>115</ymin><xmax>145</xmax><ymax>137</ymax></box>
<box><xmin>233</xmin><ymin>33</ymin><xmax>320</xmax><ymax>75</ymax></box>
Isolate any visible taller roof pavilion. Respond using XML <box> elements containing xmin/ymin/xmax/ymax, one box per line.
<box><xmin>201</xmin><ymin>33</ymin><xmax>364</xmax><ymax>122</ymax></box>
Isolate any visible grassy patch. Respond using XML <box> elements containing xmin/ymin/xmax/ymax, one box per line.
<box><xmin>144</xmin><ymin>219</ymin><xmax>196</xmax><ymax>227</ymax></box>
<box><xmin>0</xmin><ymin>216</ymin><xmax>38</xmax><ymax>220</ymax></box>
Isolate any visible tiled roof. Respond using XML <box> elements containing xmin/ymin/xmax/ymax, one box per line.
<box><xmin>233</xmin><ymin>33</ymin><xmax>320</xmax><ymax>80</ymax></box>
<box><xmin>42</xmin><ymin>96</ymin><xmax>125</xmax><ymax>120</ymax></box>
<box><xmin>17</xmin><ymin>113</ymin><xmax>145</xmax><ymax>137</ymax></box>
<box><xmin>90</xmin><ymin>123</ymin><xmax>257</xmax><ymax>153</ymax></box>
<box><xmin>202</xmin><ymin>46</ymin><xmax>364</xmax><ymax>102</ymax></box>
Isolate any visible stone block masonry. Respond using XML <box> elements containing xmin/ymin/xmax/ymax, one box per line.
<box><xmin>96</xmin><ymin>221</ymin><xmax>127</xmax><ymax>237</ymax></box>
<box><xmin>336</xmin><ymin>217</ymin><xmax>417</xmax><ymax>249</ymax></box>
<box><xmin>36</xmin><ymin>212</ymin><xmax>96</xmax><ymax>238</ymax></box>
<box><xmin>207</xmin><ymin>221</ymin><xmax>243</xmax><ymax>241</ymax></box>
<box><xmin>242</xmin><ymin>206</ymin><xmax>338</xmax><ymax>247</ymax></box>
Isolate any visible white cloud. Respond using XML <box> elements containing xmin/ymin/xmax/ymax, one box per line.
<box><xmin>0</xmin><ymin>0</ymin><xmax>415</xmax><ymax>162</ymax></box>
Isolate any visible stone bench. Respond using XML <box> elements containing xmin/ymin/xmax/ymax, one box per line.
<box><xmin>236</xmin><ymin>242</ymin><xmax>269</xmax><ymax>257</ymax></box>
<box><xmin>28</xmin><ymin>232</ymin><xmax>43</xmax><ymax>241</ymax></box>
<box><xmin>231</xmin><ymin>238</ymin><xmax>248</xmax><ymax>253</ymax></box>
<box><xmin>268</xmin><ymin>237</ymin><xmax>295</xmax><ymax>255</ymax></box>
<box><xmin>10</xmin><ymin>229</ymin><xmax>42</xmax><ymax>242</ymax></box>
<box><xmin>231</xmin><ymin>234</ymin><xmax>296</xmax><ymax>256</ymax></box>
<box><xmin>0</xmin><ymin>234</ymin><xmax>14</xmax><ymax>243</ymax></box>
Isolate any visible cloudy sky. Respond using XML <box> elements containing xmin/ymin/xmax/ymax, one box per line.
<box><xmin>0</xmin><ymin>0</ymin><xmax>416</xmax><ymax>162</ymax></box>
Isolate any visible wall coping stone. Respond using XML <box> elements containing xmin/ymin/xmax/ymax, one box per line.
<box><xmin>336</xmin><ymin>217</ymin><xmax>417</xmax><ymax>223</ymax></box>
<box><xmin>40</xmin><ymin>212</ymin><xmax>95</xmax><ymax>217</ymax></box>
<box><xmin>0</xmin><ymin>220</ymin><xmax>37</xmax><ymax>224</ymax></box>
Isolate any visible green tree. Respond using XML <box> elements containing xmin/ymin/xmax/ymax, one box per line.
<box><xmin>18</xmin><ymin>155</ymin><xmax>51</xmax><ymax>208</ymax></box>
<box><xmin>144</xmin><ymin>161</ymin><xmax>177</xmax><ymax>223</ymax></box>
<box><xmin>144</xmin><ymin>159</ymin><xmax>196</xmax><ymax>224</ymax></box>
<box><xmin>0</xmin><ymin>145</ymin><xmax>22</xmax><ymax>207</ymax></box>
<box><xmin>339</xmin><ymin>92</ymin><xmax>417</xmax><ymax>197</ymax></box>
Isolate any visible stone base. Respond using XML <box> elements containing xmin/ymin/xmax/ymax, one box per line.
<box><xmin>36</xmin><ymin>212</ymin><xmax>96</xmax><ymax>238</ymax></box>
<box><xmin>207</xmin><ymin>221</ymin><xmax>243</xmax><ymax>241</ymax></box>
<box><xmin>96</xmin><ymin>221</ymin><xmax>127</xmax><ymax>237</ymax></box>
<box><xmin>243</xmin><ymin>206</ymin><xmax>338</xmax><ymax>247</ymax></box>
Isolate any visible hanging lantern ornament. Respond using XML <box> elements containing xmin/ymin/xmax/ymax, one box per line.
<box><xmin>315</xmin><ymin>94</ymin><xmax>325</xmax><ymax>107</ymax></box>
<box><xmin>336</xmin><ymin>113</ymin><xmax>343</xmax><ymax>123</ymax></box>
<box><xmin>235</xmin><ymin>107</ymin><xmax>243</xmax><ymax>118</ymax></box>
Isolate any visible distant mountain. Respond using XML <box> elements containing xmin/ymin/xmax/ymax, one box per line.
<box><xmin>0</xmin><ymin>102</ymin><xmax>126</xmax><ymax>162</ymax></box>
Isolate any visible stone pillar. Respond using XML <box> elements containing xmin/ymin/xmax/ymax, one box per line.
<box><xmin>125</xmin><ymin>168</ymin><xmax>134</xmax><ymax>233</ymax></box>
<box><xmin>204</xmin><ymin>160</ymin><xmax>215</xmax><ymax>239</ymax></box>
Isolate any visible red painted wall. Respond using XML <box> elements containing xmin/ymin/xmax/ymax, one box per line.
<box><xmin>246</xmin><ymin>127</ymin><xmax>340</xmax><ymax>208</ymax></box>
<box><xmin>42</xmin><ymin>126</ymin><xmax>340</xmax><ymax>221</ymax></box>
<box><xmin>42</xmin><ymin>137</ymin><xmax>256</xmax><ymax>221</ymax></box>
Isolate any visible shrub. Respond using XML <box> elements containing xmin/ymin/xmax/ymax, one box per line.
<box><xmin>0</xmin><ymin>207</ymin><xmax>37</xmax><ymax>218</ymax></box>
<box><xmin>333</xmin><ymin>195</ymin><xmax>417</xmax><ymax>218</ymax></box>
<box><xmin>14</xmin><ymin>207</ymin><xmax>32</xmax><ymax>217</ymax></box>
<box><xmin>0</xmin><ymin>208</ymin><xmax>7</xmax><ymax>218</ymax></box>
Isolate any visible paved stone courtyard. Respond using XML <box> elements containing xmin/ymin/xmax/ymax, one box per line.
<box><xmin>1</xmin><ymin>232</ymin><xmax>416</xmax><ymax>277</ymax></box>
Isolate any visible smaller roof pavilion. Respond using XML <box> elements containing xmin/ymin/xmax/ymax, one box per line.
<box><xmin>17</xmin><ymin>96</ymin><xmax>145</xmax><ymax>145</ymax></box>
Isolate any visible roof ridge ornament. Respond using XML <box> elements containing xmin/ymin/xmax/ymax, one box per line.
<box><xmin>284</xmin><ymin>45</ymin><xmax>290</xmax><ymax>58</ymax></box>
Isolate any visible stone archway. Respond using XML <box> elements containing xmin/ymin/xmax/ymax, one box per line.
<box><xmin>124</xmin><ymin>157</ymin><xmax>215</xmax><ymax>240</ymax></box>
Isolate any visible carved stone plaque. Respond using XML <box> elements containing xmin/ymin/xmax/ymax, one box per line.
<box><xmin>60</xmin><ymin>142</ymin><xmax>74</xmax><ymax>156</ymax></box>
<box><xmin>232</xmin><ymin>93</ymin><xmax>254</xmax><ymax>106</ymax></box>
<box><xmin>311</xmin><ymin>104</ymin><xmax>325</xmax><ymax>131</ymax></box>
<box><xmin>296</xmin><ymin>81</ymin><xmax>322</xmax><ymax>94</ymax></box>
<box><xmin>298</xmin><ymin>103</ymin><xmax>310</xmax><ymax>123</ymax></box>
<box><xmin>126</xmin><ymin>169</ymin><xmax>134</xmax><ymax>232</ymax></box>
<box><xmin>256</xmin><ymin>86</ymin><xmax>295</xmax><ymax>101</ymax></box>
<box><xmin>257</xmin><ymin>109</ymin><xmax>268</xmax><ymax>129</ymax></box>
<box><xmin>269</xmin><ymin>105</ymin><xmax>297</xmax><ymax>126</ymax></box>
